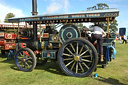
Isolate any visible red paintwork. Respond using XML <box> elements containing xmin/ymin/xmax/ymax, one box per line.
<box><xmin>20</xmin><ymin>37</ymin><xmax>29</xmax><ymax>39</ymax></box>
<box><xmin>43</xmin><ymin>33</ymin><xmax>49</xmax><ymax>38</ymax></box>
<box><xmin>0</xmin><ymin>39</ymin><xmax>4</xmax><ymax>46</ymax></box>
<box><xmin>4</xmin><ymin>33</ymin><xmax>17</xmax><ymax>39</ymax></box>
<box><xmin>24</xmin><ymin>51</ymin><xmax>30</xmax><ymax>56</ymax></box>
<box><xmin>4</xmin><ymin>43</ymin><xmax>16</xmax><ymax>50</ymax></box>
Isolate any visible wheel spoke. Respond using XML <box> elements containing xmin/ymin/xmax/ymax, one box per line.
<box><xmin>18</xmin><ymin>61</ymin><xmax>23</xmax><ymax>64</ymax></box>
<box><xmin>64</xmin><ymin>58</ymin><xmax>74</xmax><ymax>61</ymax></box>
<box><xmin>71</xmin><ymin>61</ymin><xmax>76</xmax><ymax>70</ymax></box>
<box><xmin>81</xmin><ymin>55</ymin><xmax>91</xmax><ymax>58</ymax></box>
<box><xmin>23</xmin><ymin>63</ymin><xmax>26</xmax><ymax>68</ymax></box>
<box><xmin>76</xmin><ymin>42</ymin><xmax>78</xmax><ymax>54</ymax></box>
<box><xmin>80</xmin><ymin>49</ymin><xmax>89</xmax><ymax>57</ymax></box>
<box><xmin>70</xmin><ymin>44</ymin><xmax>75</xmax><ymax>52</ymax></box>
<box><xmin>66</xmin><ymin>47</ymin><xmax>75</xmax><ymax>56</ymax></box>
<box><xmin>76</xmin><ymin>62</ymin><xmax>78</xmax><ymax>73</ymax></box>
<box><xmin>79</xmin><ymin>62</ymin><xmax>84</xmax><ymax>72</ymax></box>
<box><xmin>82</xmin><ymin>62</ymin><xmax>89</xmax><ymax>69</ymax></box>
<box><xmin>65</xmin><ymin>60</ymin><xmax>74</xmax><ymax>67</ymax></box>
<box><xmin>63</xmin><ymin>53</ymin><xmax>72</xmax><ymax>57</ymax></box>
<box><xmin>27</xmin><ymin>56</ymin><xmax>32</xmax><ymax>60</ymax></box>
<box><xmin>79</xmin><ymin>45</ymin><xmax>84</xmax><ymax>54</ymax></box>
<box><xmin>25</xmin><ymin>62</ymin><xmax>30</xmax><ymax>68</ymax></box>
<box><xmin>27</xmin><ymin>60</ymin><xmax>33</xmax><ymax>63</ymax></box>
<box><xmin>82</xmin><ymin>59</ymin><xmax>92</xmax><ymax>62</ymax></box>
<box><xmin>25</xmin><ymin>55</ymin><xmax>29</xmax><ymax>58</ymax></box>
<box><xmin>18</xmin><ymin>57</ymin><xmax>22</xmax><ymax>61</ymax></box>
<box><xmin>20</xmin><ymin>52</ymin><xmax>23</xmax><ymax>56</ymax></box>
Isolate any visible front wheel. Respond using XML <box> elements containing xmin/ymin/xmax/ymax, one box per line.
<box><xmin>15</xmin><ymin>48</ymin><xmax>36</xmax><ymax>72</ymax></box>
<box><xmin>58</xmin><ymin>38</ymin><xmax>98</xmax><ymax>77</ymax></box>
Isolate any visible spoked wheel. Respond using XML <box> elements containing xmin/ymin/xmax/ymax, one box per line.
<box><xmin>58</xmin><ymin>38</ymin><xmax>98</xmax><ymax>77</ymax></box>
<box><xmin>15</xmin><ymin>48</ymin><xmax>36</xmax><ymax>72</ymax></box>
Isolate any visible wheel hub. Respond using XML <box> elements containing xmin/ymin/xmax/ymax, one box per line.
<box><xmin>74</xmin><ymin>56</ymin><xmax>80</xmax><ymax>61</ymax></box>
<box><xmin>22</xmin><ymin>58</ymin><xmax>26</xmax><ymax>62</ymax></box>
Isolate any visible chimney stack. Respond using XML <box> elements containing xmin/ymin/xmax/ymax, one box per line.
<box><xmin>32</xmin><ymin>0</ymin><xmax>38</xmax><ymax>15</ymax></box>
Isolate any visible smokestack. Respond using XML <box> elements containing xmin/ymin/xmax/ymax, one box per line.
<box><xmin>32</xmin><ymin>0</ymin><xmax>38</xmax><ymax>40</ymax></box>
<box><xmin>32</xmin><ymin>0</ymin><xmax>38</xmax><ymax>15</ymax></box>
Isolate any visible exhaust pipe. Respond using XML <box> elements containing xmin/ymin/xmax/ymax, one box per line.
<box><xmin>32</xmin><ymin>0</ymin><xmax>38</xmax><ymax>15</ymax></box>
<box><xmin>32</xmin><ymin>0</ymin><xmax>38</xmax><ymax>40</ymax></box>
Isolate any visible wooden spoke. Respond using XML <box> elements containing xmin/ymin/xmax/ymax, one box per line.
<box><xmin>79</xmin><ymin>62</ymin><xmax>84</xmax><ymax>72</ymax></box>
<box><xmin>66</xmin><ymin>47</ymin><xmax>75</xmax><ymax>56</ymax></box>
<box><xmin>20</xmin><ymin>63</ymin><xmax>24</xmax><ymax>67</ymax></box>
<box><xmin>70</xmin><ymin>44</ymin><xmax>75</xmax><ymax>52</ymax></box>
<box><xmin>18</xmin><ymin>61</ymin><xmax>22</xmax><ymax>64</ymax></box>
<box><xmin>85</xmin><ymin>45</ymin><xmax>89</xmax><ymax>49</ymax></box>
<box><xmin>20</xmin><ymin>53</ymin><xmax>23</xmax><ymax>57</ymax></box>
<box><xmin>23</xmin><ymin>63</ymin><xmax>26</xmax><ymax>68</ymax></box>
<box><xmin>81</xmin><ymin>55</ymin><xmax>91</xmax><ymax>58</ymax></box>
<box><xmin>82</xmin><ymin>62</ymin><xmax>89</xmax><ymax>69</ymax></box>
<box><xmin>89</xmin><ymin>49</ymin><xmax>92</xmax><ymax>54</ymax></box>
<box><xmin>23</xmin><ymin>52</ymin><xmax>26</xmax><ymax>58</ymax></box>
<box><xmin>76</xmin><ymin>42</ymin><xmax>78</xmax><ymax>54</ymax></box>
<box><xmin>27</xmin><ymin>56</ymin><xmax>32</xmax><ymax>60</ymax></box>
<box><xmin>25</xmin><ymin>62</ymin><xmax>30</xmax><ymax>68</ymax></box>
<box><xmin>82</xmin><ymin>59</ymin><xmax>92</xmax><ymax>62</ymax></box>
<box><xmin>65</xmin><ymin>60</ymin><xmax>74</xmax><ymax>67</ymax></box>
<box><xmin>76</xmin><ymin>62</ymin><xmax>78</xmax><ymax>73</ymax></box>
<box><xmin>18</xmin><ymin>57</ymin><xmax>22</xmax><ymax>61</ymax></box>
<box><xmin>71</xmin><ymin>61</ymin><xmax>76</xmax><ymax>70</ymax></box>
<box><xmin>79</xmin><ymin>45</ymin><xmax>84</xmax><ymax>54</ymax></box>
<box><xmin>64</xmin><ymin>58</ymin><xmax>74</xmax><ymax>61</ymax></box>
<box><xmin>80</xmin><ymin>50</ymin><xmax>89</xmax><ymax>57</ymax></box>
<box><xmin>63</xmin><ymin>53</ymin><xmax>72</xmax><ymax>57</ymax></box>
<box><xmin>27</xmin><ymin>60</ymin><xmax>33</xmax><ymax>63</ymax></box>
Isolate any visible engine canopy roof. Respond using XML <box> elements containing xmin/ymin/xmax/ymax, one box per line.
<box><xmin>8</xmin><ymin>9</ymin><xmax>119</xmax><ymax>24</ymax></box>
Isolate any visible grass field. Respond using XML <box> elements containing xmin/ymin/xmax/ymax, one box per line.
<box><xmin>0</xmin><ymin>42</ymin><xmax>128</xmax><ymax>85</ymax></box>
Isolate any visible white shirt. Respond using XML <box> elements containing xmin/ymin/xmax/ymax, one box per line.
<box><xmin>124</xmin><ymin>35</ymin><xmax>127</xmax><ymax>40</ymax></box>
<box><xmin>89</xmin><ymin>26</ymin><xmax>104</xmax><ymax>34</ymax></box>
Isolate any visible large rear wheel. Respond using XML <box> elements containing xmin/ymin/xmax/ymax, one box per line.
<box><xmin>58</xmin><ymin>38</ymin><xmax>98</xmax><ymax>77</ymax></box>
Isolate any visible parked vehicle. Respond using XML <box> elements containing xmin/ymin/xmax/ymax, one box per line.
<box><xmin>8</xmin><ymin>0</ymin><xmax>119</xmax><ymax>77</ymax></box>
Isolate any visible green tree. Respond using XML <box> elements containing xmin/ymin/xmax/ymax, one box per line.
<box><xmin>73</xmin><ymin>23</ymin><xmax>87</xmax><ymax>31</ymax></box>
<box><xmin>87</xmin><ymin>3</ymin><xmax>109</xmax><ymax>10</ymax></box>
<box><xmin>4</xmin><ymin>13</ymin><xmax>15</xmax><ymax>23</ymax></box>
<box><xmin>87</xmin><ymin>3</ymin><xmax>118</xmax><ymax>33</ymax></box>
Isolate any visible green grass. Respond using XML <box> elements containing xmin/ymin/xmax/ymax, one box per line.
<box><xmin>0</xmin><ymin>41</ymin><xmax>128</xmax><ymax>85</ymax></box>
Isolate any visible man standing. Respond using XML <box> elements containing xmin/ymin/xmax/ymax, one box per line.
<box><xmin>122</xmin><ymin>35</ymin><xmax>127</xmax><ymax>44</ymax></box>
<box><xmin>85</xmin><ymin>23</ymin><xmax>106</xmax><ymax>62</ymax></box>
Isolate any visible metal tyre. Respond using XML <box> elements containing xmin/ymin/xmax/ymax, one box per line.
<box><xmin>15</xmin><ymin>48</ymin><xmax>36</xmax><ymax>72</ymax></box>
<box><xmin>58</xmin><ymin>38</ymin><xmax>98</xmax><ymax>77</ymax></box>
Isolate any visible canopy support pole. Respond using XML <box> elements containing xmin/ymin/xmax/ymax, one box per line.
<box><xmin>33</xmin><ymin>22</ymin><xmax>37</xmax><ymax>40</ymax></box>
<box><xmin>18</xmin><ymin>23</ymin><xmax>20</xmax><ymax>40</ymax></box>
<box><xmin>107</xmin><ymin>17</ymin><xmax>110</xmax><ymax>34</ymax></box>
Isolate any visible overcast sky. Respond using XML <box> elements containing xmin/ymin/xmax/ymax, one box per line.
<box><xmin>0</xmin><ymin>0</ymin><xmax>128</xmax><ymax>28</ymax></box>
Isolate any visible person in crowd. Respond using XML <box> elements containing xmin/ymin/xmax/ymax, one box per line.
<box><xmin>119</xmin><ymin>36</ymin><xmax>122</xmax><ymax>44</ymax></box>
<box><xmin>84</xmin><ymin>23</ymin><xmax>106</xmax><ymax>62</ymax></box>
<box><xmin>122</xmin><ymin>35</ymin><xmax>127</xmax><ymax>44</ymax></box>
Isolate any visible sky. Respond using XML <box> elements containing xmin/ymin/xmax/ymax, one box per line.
<box><xmin>0</xmin><ymin>0</ymin><xmax>128</xmax><ymax>29</ymax></box>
